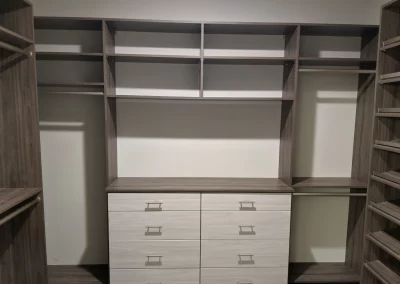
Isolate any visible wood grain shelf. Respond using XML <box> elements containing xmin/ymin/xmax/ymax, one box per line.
<box><xmin>42</xmin><ymin>91</ymin><xmax>104</xmax><ymax>96</ymax></box>
<box><xmin>35</xmin><ymin>17</ymin><xmax>102</xmax><ymax>30</ymax></box>
<box><xmin>300</xmin><ymin>24</ymin><xmax>378</xmax><ymax>36</ymax></box>
<box><xmin>0</xmin><ymin>188</ymin><xmax>42</xmax><ymax>216</ymax></box>
<box><xmin>369</xmin><ymin>201</ymin><xmax>400</xmax><ymax>226</ymax></box>
<box><xmin>364</xmin><ymin>260</ymin><xmax>400</xmax><ymax>284</ymax></box>
<box><xmin>375</xmin><ymin>140</ymin><xmax>400</xmax><ymax>154</ymax></box>
<box><xmin>106</xmin><ymin>53</ymin><xmax>200</xmax><ymax>64</ymax></box>
<box><xmin>380</xmin><ymin>72</ymin><xmax>400</xmax><ymax>84</ymax></box>
<box><xmin>106</xmin><ymin>177</ymin><xmax>294</xmax><ymax>193</ymax></box>
<box><xmin>204</xmin><ymin>23</ymin><xmax>297</xmax><ymax>35</ymax></box>
<box><xmin>374</xmin><ymin>144</ymin><xmax>400</xmax><ymax>154</ymax></box>
<box><xmin>367</xmin><ymin>231</ymin><xmax>400</xmax><ymax>261</ymax></box>
<box><xmin>36</xmin><ymin>52</ymin><xmax>103</xmax><ymax>61</ymax></box>
<box><xmin>299</xmin><ymin>57</ymin><xmax>376</xmax><ymax>67</ymax></box>
<box><xmin>288</xmin><ymin>262</ymin><xmax>360</xmax><ymax>283</ymax></box>
<box><xmin>0</xmin><ymin>26</ymin><xmax>33</xmax><ymax>47</ymax></box>
<box><xmin>38</xmin><ymin>82</ymin><xmax>105</xmax><ymax>88</ymax></box>
<box><xmin>107</xmin><ymin>19</ymin><xmax>201</xmax><ymax>33</ymax></box>
<box><xmin>372</xmin><ymin>171</ymin><xmax>400</xmax><ymax>190</ymax></box>
<box><xmin>107</xmin><ymin>94</ymin><xmax>293</xmax><ymax>102</ymax></box>
<box><xmin>292</xmin><ymin>177</ymin><xmax>367</xmax><ymax>188</ymax></box>
<box><xmin>203</xmin><ymin>56</ymin><xmax>296</xmax><ymax>65</ymax></box>
<box><xmin>382</xmin><ymin>36</ymin><xmax>400</xmax><ymax>51</ymax></box>
<box><xmin>376</xmin><ymin>108</ymin><xmax>400</xmax><ymax>117</ymax></box>
<box><xmin>48</xmin><ymin>265</ymin><xmax>108</xmax><ymax>284</ymax></box>
<box><xmin>299</xmin><ymin>68</ymin><xmax>376</xmax><ymax>74</ymax></box>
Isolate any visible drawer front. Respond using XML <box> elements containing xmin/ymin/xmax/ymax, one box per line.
<box><xmin>202</xmin><ymin>211</ymin><xmax>290</xmax><ymax>240</ymax></box>
<box><xmin>202</xmin><ymin>194</ymin><xmax>291</xmax><ymax>211</ymax></box>
<box><xmin>201</xmin><ymin>240</ymin><xmax>289</xmax><ymax>268</ymax></box>
<box><xmin>108</xmin><ymin>193</ymin><xmax>200</xmax><ymax>211</ymax></box>
<box><xmin>201</xmin><ymin>268</ymin><xmax>288</xmax><ymax>284</ymax></box>
<box><xmin>110</xmin><ymin>240</ymin><xmax>200</xmax><ymax>269</ymax></box>
<box><xmin>111</xmin><ymin>269</ymin><xmax>199</xmax><ymax>284</ymax></box>
<box><xmin>109</xmin><ymin>211</ymin><xmax>200</xmax><ymax>240</ymax></box>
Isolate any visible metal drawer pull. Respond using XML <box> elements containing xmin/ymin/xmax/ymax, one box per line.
<box><xmin>239</xmin><ymin>201</ymin><xmax>256</xmax><ymax>211</ymax></box>
<box><xmin>145</xmin><ymin>254</ymin><xmax>163</xmax><ymax>266</ymax></box>
<box><xmin>145</xmin><ymin>225</ymin><xmax>163</xmax><ymax>235</ymax></box>
<box><xmin>239</xmin><ymin>225</ymin><xmax>255</xmax><ymax>235</ymax></box>
<box><xmin>238</xmin><ymin>253</ymin><xmax>255</xmax><ymax>265</ymax></box>
<box><xmin>145</xmin><ymin>202</ymin><xmax>163</xmax><ymax>211</ymax></box>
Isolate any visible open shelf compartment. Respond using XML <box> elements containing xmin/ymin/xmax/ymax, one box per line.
<box><xmin>364</xmin><ymin>260</ymin><xmax>400</xmax><ymax>284</ymax></box>
<box><xmin>0</xmin><ymin>188</ymin><xmax>42</xmax><ymax>216</ymax></box>
<box><xmin>289</xmin><ymin>262</ymin><xmax>359</xmax><ymax>283</ymax></box>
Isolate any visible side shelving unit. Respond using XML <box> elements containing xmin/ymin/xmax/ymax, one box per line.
<box><xmin>362</xmin><ymin>1</ymin><xmax>400</xmax><ymax>283</ymax></box>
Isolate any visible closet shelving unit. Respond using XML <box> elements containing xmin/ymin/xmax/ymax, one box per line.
<box><xmin>35</xmin><ymin>16</ymin><xmax>379</xmax><ymax>283</ymax></box>
<box><xmin>362</xmin><ymin>0</ymin><xmax>400</xmax><ymax>284</ymax></box>
<box><xmin>0</xmin><ymin>0</ymin><xmax>47</xmax><ymax>283</ymax></box>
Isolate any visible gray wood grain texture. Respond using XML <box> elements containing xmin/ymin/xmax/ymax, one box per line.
<box><xmin>110</xmin><ymin>268</ymin><xmax>198</xmax><ymax>284</ymax></box>
<box><xmin>202</xmin><ymin>267</ymin><xmax>288</xmax><ymax>284</ymax></box>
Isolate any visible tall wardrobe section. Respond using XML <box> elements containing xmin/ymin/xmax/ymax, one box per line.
<box><xmin>0</xmin><ymin>0</ymin><xmax>47</xmax><ymax>283</ymax></box>
<box><xmin>362</xmin><ymin>0</ymin><xmax>400</xmax><ymax>283</ymax></box>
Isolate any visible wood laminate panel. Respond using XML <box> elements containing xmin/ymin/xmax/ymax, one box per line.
<box><xmin>364</xmin><ymin>260</ymin><xmax>400</xmax><ymax>284</ymax></box>
<box><xmin>201</xmin><ymin>267</ymin><xmax>288</xmax><ymax>284</ymax></box>
<box><xmin>108</xmin><ymin>193</ymin><xmax>200</xmax><ymax>211</ymax></box>
<box><xmin>292</xmin><ymin>177</ymin><xmax>367</xmax><ymax>188</ymax></box>
<box><xmin>289</xmin><ymin>262</ymin><xmax>359</xmax><ymax>283</ymax></box>
<box><xmin>201</xmin><ymin>211</ymin><xmax>290</xmax><ymax>240</ymax></box>
<box><xmin>367</xmin><ymin>231</ymin><xmax>400</xmax><ymax>261</ymax></box>
<box><xmin>48</xmin><ymin>265</ymin><xmax>108</xmax><ymax>284</ymax></box>
<box><xmin>110</xmin><ymin>269</ymin><xmax>199</xmax><ymax>284</ymax></box>
<box><xmin>106</xmin><ymin>177</ymin><xmax>293</xmax><ymax>193</ymax></box>
<box><xmin>109</xmin><ymin>211</ymin><xmax>200</xmax><ymax>240</ymax></box>
<box><xmin>369</xmin><ymin>201</ymin><xmax>400</xmax><ymax>225</ymax></box>
<box><xmin>0</xmin><ymin>187</ymin><xmax>41</xmax><ymax>215</ymax></box>
<box><xmin>110</xmin><ymin>240</ymin><xmax>200</xmax><ymax>269</ymax></box>
<box><xmin>0</xmin><ymin>25</ymin><xmax>32</xmax><ymax>46</ymax></box>
<box><xmin>201</xmin><ymin>239</ymin><xmax>289</xmax><ymax>268</ymax></box>
<box><xmin>201</xmin><ymin>193</ymin><xmax>291</xmax><ymax>211</ymax></box>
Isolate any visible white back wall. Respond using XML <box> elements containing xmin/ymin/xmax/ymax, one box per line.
<box><xmin>35</xmin><ymin>0</ymin><xmax>383</xmax><ymax>265</ymax></box>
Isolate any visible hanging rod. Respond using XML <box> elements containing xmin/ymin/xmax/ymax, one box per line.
<box><xmin>293</xmin><ymin>193</ymin><xmax>367</xmax><ymax>197</ymax></box>
<box><xmin>0</xmin><ymin>197</ymin><xmax>41</xmax><ymax>227</ymax></box>
<box><xmin>0</xmin><ymin>41</ymin><xmax>29</xmax><ymax>56</ymax></box>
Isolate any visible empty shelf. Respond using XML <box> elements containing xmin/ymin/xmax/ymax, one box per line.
<box><xmin>382</xmin><ymin>36</ymin><xmax>400</xmax><ymax>51</ymax></box>
<box><xmin>0</xmin><ymin>26</ymin><xmax>33</xmax><ymax>47</ymax></box>
<box><xmin>106</xmin><ymin>177</ymin><xmax>294</xmax><ymax>193</ymax></box>
<box><xmin>375</xmin><ymin>140</ymin><xmax>400</xmax><ymax>154</ymax></box>
<box><xmin>204</xmin><ymin>23</ymin><xmax>297</xmax><ymax>35</ymax></box>
<box><xmin>376</xmin><ymin>108</ymin><xmax>400</xmax><ymax>118</ymax></box>
<box><xmin>107</xmin><ymin>53</ymin><xmax>200</xmax><ymax>64</ymax></box>
<box><xmin>300</xmin><ymin>24</ymin><xmax>378</xmax><ymax>37</ymax></box>
<box><xmin>35</xmin><ymin>17</ymin><xmax>103</xmax><ymax>31</ymax></box>
<box><xmin>369</xmin><ymin>201</ymin><xmax>400</xmax><ymax>226</ymax></box>
<box><xmin>364</xmin><ymin>260</ymin><xmax>400</xmax><ymax>284</ymax></box>
<box><xmin>42</xmin><ymin>91</ymin><xmax>104</xmax><ymax>96</ymax></box>
<box><xmin>0</xmin><ymin>188</ymin><xmax>42</xmax><ymax>216</ymax></box>
<box><xmin>367</xmin><ymin>231</ymin><xmax>400</xmax><ymax>261</ymax></box>
<box><xmin>36</xmin><ymin>52</ymin><xmax>103</xmax><ymax>61</ymax></box>
<box><xmin>106</xmin><ymin>20</ymin><xmax>201</xmax><ymax>33</ymax></box>
<box><xmin>292</xmin><ymin>177</ymin><xmax>367</xmax><ymax>188</ymax></box>
<box><xmin>204</xmin><ymin>56</ymin><xmax>296</xmax><ymax>65</ymax></box>
<box><xmin>299</xmin><ymin>68</ymin><xmax>376</xmax><ymax>74</ymax></box>
<box><xmin>380</xmin><ymin>72</ymin><xmax>400</xmax><ymax>84</ymax></box>
<box><xmin>372</xmin><ymin>171</ymin><xmax>400</xmax><ymax>190</ymax></box>
<box><xmin>288</xmin><ymin>262</ymin><xmax>359</xmax><ymax>283</ymax></box>
<box><xmin>299</xmin><ymin>57</ymin><xmax>376</xmax><ymax>67</ymax></box>
<box><xmin>38</xmin><ymin>82</ymin><xmax>104</xmax><ymax>88</ymax></box>
<box><xmin>107</xmin><ymin>95</ymin><xmax>293</xmax><ymax>102</ymax></box>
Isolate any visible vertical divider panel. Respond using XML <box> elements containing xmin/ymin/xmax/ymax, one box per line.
<box><xmin>103</xmin><ymin>20</ymin><xmax>118</xmax><ymax>186</ymax></box>
<box><xmin>200</xmin><ymin>23</ymin><xmax>204</xmax><ymax>97</ymax></box>
<box><xmin>279</xmin><ymin>25</ymin><xmax>300</xmax><ymax>186</ymax></box>
<box><xmin>346</xmin><ymin>29</ymin><xmax>379</xmax><ymax>273</ymax></box>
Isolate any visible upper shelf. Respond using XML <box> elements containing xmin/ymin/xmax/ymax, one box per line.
<box><xmin>35</xmin><ymin>17</ymin><xmax>103</xmax><ymax>30</ymax></box>
<box><xmin>38</xmin><ymin>82</ymin><xmax>105</xmax><ymax>88</ymax></box>
<box><xmin>106</xmin><ymin>177</ymin><xmax>294</xmax><ymax>193</ymax></box>
<box><xmin>374</xmin><ymin>140</ymin><xmax>400</xmax><ymax>154</ymax></box>
<box><xmin>107</xmin><ymin>19</ymin><xmax>201</xmax><ymax>33</ymax></box>
<box><xmin>376</xmin><ymin>108</ymin><xmax>400</xmax><ymax>118</ymax></box>
<box><xmin>204</xmin><ymin>56</ymin><xmax>296</xmax><ymax>65</ymax></box>
<box><xmin>0</xmin><ymin>26</ymin><xmax>32</xmax><ymax>56</ymax></box>
<box><xmin>300</xmin><ymin>24</ymin><xmax>378</xmax><ymax>37</ymax></box>
<box><xmin>36</xmin><ymin>52</ymin><xmax>103</xmax><ymax>61</ymax></box>
<box><xmin>292</xmin><ymin>177</ymin><xmax>367</xmax><ymax>188</ymax></box>
<box><xmin>204</xmin><ymin>23</ymin><xmax>297</xmax><ymax>35</ymax></box>
<box><xmin>106</xmin><ymin>53</ymin><xmax>200</xmax><ymax>64</ymax></box>
<box><xmin>0</xmin><ymin>188</ymin><xmax>42</xmax><ymax>216</ymax></box>
<box><xmin>371</xmin><ymin>170</ymin><xmax>400</xmax><ymax>190</ymax></box>
<box><xmin>107</xmin><ymin>95</ymin><xmax>293</xmax><ymax>102</ymax></box>
<box><xmin>380</xmin><ymin>72</ymin><xmax>400</xmax><ymax>84</ymax></box>
<box><xmin>381</xmin><ymin>36</ymin><xmax>400</xmax><ymax>51</ymax></box>
<box><xmin>299</xmin><ymin>57</ymin><xmax>376</xmax><ymax>67</ymax></box>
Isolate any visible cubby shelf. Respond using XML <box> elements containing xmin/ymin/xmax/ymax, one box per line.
<box><xmin>0</xmin><ymin>188</ymin><xmax>42</xmax><ymax>216</ymax></box>
<box><xmin>364</xmin><ymin>260</ymin><xmax>400</xmax><ymax>284</ymax></box>
<box><xmin>42</xmin><ymin>91</ymin><xmax>104</xmax><ymax>96</ymax></box>
<box><xmin>203</xmin><ymin>56</ymin><xmax>296</xmax><ymax>65</ymax></box>
<box><xmin>36</xmin><ymin>52</ymin><xmax>103</xmax><ymax>61</ymax></box>
<box><xmin>369</xmin><ymin>201</ymin><xmax>400</xmax><ymax>226</ymax></box>
<box><xmin>299</xmin><ymin>68</ymin><xmax>376</xmax><ymax>74</ymax></box>
<box><xmin>376</xmin><ymin>108</ymin><xmax>400</xmax><ymax>117</ymax></box>
<box><xmin>106</xmin><ymin>177</ymin><xmax>294</xmax><ymax>193</ymax></box>
<box><xmin>288</xmin><ymin>262</ymin><xmax>359</xmax><ymax>283</ymax></box>
<box><xmin>292</xmin><ymin>177</ymin><xmax>367</xmax><ymax>188</ymax></box>
<box><xmin>299</xmin><ymin>57</ymin><xmax>376</xmax><ymax>67</ymax></box>
<box><xmin>381</xmin><ymin>36</ymin><xmax>400</xmax><ymax>51</ymax></box>
<box><xmin>0</xmin><ymin>26</ymin><xmax>32</xmax><ymax>56</ymax></box>
<box><xmin>38</xmin><ymin>82</ymin><xmax>104</xmax><ymax>88</ymax></box>
<box><xmin>367</xmin><ymin>231</ymin><xmax>400</xmax><ymax>261</ymax></box>
<box><xmin>106</xmin><ymin>53</ymin><xmax>200</xmax><ymax>64</ymax></box>
<box><xmin>375</xmin><ymin>140</ymin><xmax>400</xmax><ymax>154</ymax></box>
<box><xmin>106</xmin><ymin>95</ymin><xmax>293</xmax><ymax>101</ymax></box>
<box><xmin>380</xmin><ymin>72</ymin><xmax>400</xmax><ymax>84</ymax></box>
<box><xmin>372</xmin><ymin>171</ymin><xmax>400</xmax><ymax>190</ymax></box>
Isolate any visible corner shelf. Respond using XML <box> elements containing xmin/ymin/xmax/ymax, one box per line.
<box><xmin>371</xmin><ymin>171</ymin><xmax>400</xmax><ymax>190</ymax></box>
<box><xmin>0</xmin><ymin>26</ymin><xmax>32</xmax><ymax>56</ymax></box>
<box><xmin>380</xmin><ymin>72</ymin><xmax>400</xmax><ymax>84</ymax></box>
<box><xmin>36</xmin><ymin>52</ymin><xmax>103</xmax><ymax>61</ymax></box>
<box><xmin>292</xmin><ymin>177</ymin><xmax>367</xmax><ymax>188</ymax></box>
<box><xmin>376</xmin><ymin>108</ymin><xmax>400</xmax><ymax>118</ymax></box>
<box><xmin>106</xmin><ymin>53</ymin><xmax>200</xmax><ymax>64</ymax></box>
<box><xmin>364</xmin><ymin>260</ymin><xmax>400</xmax><ymax>284</ymax></box>
<box><xmin>288</xmin><ymin>262</ymin><xmax>359</xmax><ymax>283</ymax></box>
<box><xmin>367</xmin><ymin>231</ymin><xmax>400</xmax><ymax>261</ymax></box>
<box><xmin>203</xmin><ymin>56</ymin><xmax>296</xmax><ymax>65</ymax></box>
<box><xmin>369</xmin><ymin>201</ymin><xmax>400</xmax><ymax>226</ymax></box>
<box><xmin>381</xmin><ymin>36</ymin><xmax>400</xmax><ymax>51</ymax></box>
<box><xmin>374</xmin><ymin>140</ymin><xmax>400</xmax><ymax>154</ymax></box>
<box><xmin>106</xmin><ymin>177</ymin><xmax>294</xmax><ymax>193</ymax></box>
<box><xmin>0</xmin><ymin>188</ymin><xmax>42</xmax><ymax>216</ymax></box>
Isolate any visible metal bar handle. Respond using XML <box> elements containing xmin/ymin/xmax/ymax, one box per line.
<box><xmin>239</xmin><ymin>201</ymin><xmax>255</xmax><ymax>205</ymax></box>
<box><xmin>238</xmin><ymin>253</ymin><xmax>254</xmax><ymax>257</ymax></box>
<box><xmin>146</xmin><ymin>225</ymin><xmax>163</xmax><ymax>232</ymax></box>
<box><xmin>147</xmin><ymin>254</ymin><xmax>163</xmax><ymax>259</ymax></box>
<box><xmin>0</xmin><ymin>197</ymin><xmax>41</xmax><ymax>227</ymax></box>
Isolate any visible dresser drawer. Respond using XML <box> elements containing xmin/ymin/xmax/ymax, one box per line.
<box><xmin>111</xmin><ymin>268</ymin><xmax>199</xmax><ymax>284</ymax></box>
<box><xmin>201</xmin><ymin>268</ymin><xmax>288</xmax><ymax>284</ymax></box>
<box><xmin>108</xmin><ymin>193</ymin><xmax>200</xmax><ymax>211</ymax></box>
<box><xmin>201</xmin><ymin>240</ymin><xmax>289</xmax><ymax>268</ymax></box>
<box><xmin>202</xmin><ymin>194</ymin><xmax>291</xmax><ymax>211</ymax></box>
<box><xmin>110</xmin><ymin>240</ymin><xmax>200</xmax><ymax>269</ymax></box>
<box><xmin>109</xmin><ymin>211</ymin><xmax>200</xmax><ymax>240</ymax></box>
<box><xmin>201</xmin><ymin>211</ymin><xmax>290</xmax><ymax>240</ymax></box>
